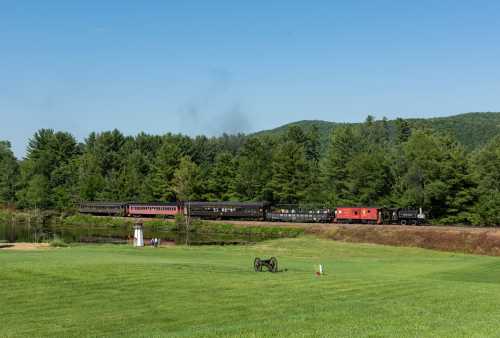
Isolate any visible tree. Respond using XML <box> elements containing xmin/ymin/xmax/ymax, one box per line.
<box><xmin>78</xmin><ymin>152</ymin><xmax>105</xmax><ymax>201</ymax></box>
<box><xmin>344</xmin><ymin>148</ymin><xmax>392</xmax><ymax>206</ymax></box>
<box><xmin>17</xmin><ymin>129</ymin><xmax>79</xmax><ymax>208</ymax></box>
<box><xmin>172</xmin><ymin>156</ymin><xmax>202</xmax><ymax>201</ymax></box>
<box><xmin>0</xmin><ymin>141</ymin><xmax>19</xmax><ymax>204</ymax></box>
<box><xmin>205</xmin><ymin>152</ymin><xmax>236</xmax><ymax>201</ymax></box>
<box><xmin>396</xmin><ymin>131</ymin><xmax>474</xmax><ymax>222</ymax></box>
<box><xmin>321</xmin><ymin>126</ymin><xmax>358</xmax><ymax>206</ymax></box>
<box><xmin>395</xmin><ymin>118</ymin><xmax>411</xmax><ymax>143</ymax></box>
<box><xmin>116</xmin><ymin>150</ymin><xmax>150</xmax><ymax>201</ymax></box>
<box><xmin>24</xmin><ymin>175</ymin><xmax>50</xmax><ymax>209</ymax></box>
<box><xmin>233</xmin><ymin>137</ymin><xmax>274</xmax><ymax>201</ymax></box>
<box><xmin>469</xmin><ymin>136</ymin><xmax>500</xmax><ymax>225</ymax></box>
<box><xmin>147</xmin><ymin>140</ymin><xmax>183</xmax><ymax>202</ymax></box>
<box><xmin>305</xmin><ymin>125</ymin><xmax>321</xmax><ymax>163</ymax></box>
<box><xmin>269</xmin><ymin>140</ymin><xmax>309</xmax><ymax>204</ymax></box>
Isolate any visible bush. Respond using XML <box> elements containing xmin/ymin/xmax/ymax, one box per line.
<box><xmin>195</xmin><ymin>221</ymin><xmax>304</xmax><ymax>238</ymax></box>
<box><xmin>49</xmin><ymin>237</ymin><xmax>69</xmax><ymax>247</ymax></box>
<box><xmin>63</xmin><ymin>214</ymin><xmax>135</xmax><ymax>227</ymax></box>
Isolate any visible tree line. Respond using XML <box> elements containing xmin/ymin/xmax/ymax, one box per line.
<box><xmin>1</xmin><ymin>116</ymin><xmax>499</xmax><ymax>225</ymax></box>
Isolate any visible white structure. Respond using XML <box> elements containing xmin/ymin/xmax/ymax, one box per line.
<box><xmin>133</xmin><ymin>223</ymin><xmax>144</xmax><ymax>247</ymax></box>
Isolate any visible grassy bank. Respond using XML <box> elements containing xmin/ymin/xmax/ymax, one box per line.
<box><xmin>307</xmin><ymin>224</ymin><xmax>500</xmax><ymax>256</ymax></box>
<box><xmin>2</xmin><ymin>237</ymin><xmax>500</xmax><ymax>337</ymax></box>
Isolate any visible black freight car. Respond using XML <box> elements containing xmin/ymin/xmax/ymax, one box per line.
<box><xmin>185</xmin><ymin>201</ymin><xmax>269</xmax><ymax>220</ymax></box>
<box><xmin>266</xmin><ymin>205</ymin><xmax>333</xmax><ymax>223</ymax></box>
<box><xmin>78</xmin><ymin>202</ymin><xmax>127</xmax><ymax>216</ymax></box>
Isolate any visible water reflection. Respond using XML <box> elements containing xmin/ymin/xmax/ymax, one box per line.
<box><xmin>0</xmin><ymin>222</ymin><xmax>275</xmax><ymax>245</ymax></box>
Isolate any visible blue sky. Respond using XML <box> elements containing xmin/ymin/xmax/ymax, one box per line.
<box><xmin>1</xmin><ymin>1</ymin><xmax>500</xmax><ymax>158</ymax></box>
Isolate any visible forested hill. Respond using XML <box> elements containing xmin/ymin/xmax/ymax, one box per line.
<box><xmin>2</xmin><ymin>111</ymin><xmax>500</xmax><ymax>226</ymax></box>
<box><xmin>256</xmin><ymin>112</ymin><xmax>500</xmax><ymax>151</ymax></box>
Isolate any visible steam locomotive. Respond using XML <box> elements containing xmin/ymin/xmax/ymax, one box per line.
<box><xmin>79</xmin><ymin>201</ymin><xmax>426</xmax><ymax>225</ymax></box>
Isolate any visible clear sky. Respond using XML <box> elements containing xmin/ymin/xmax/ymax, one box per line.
<box><xmin>1</xmin><ymin>1</ymin><xmax>500</xmax><ymax>158</ymax></box>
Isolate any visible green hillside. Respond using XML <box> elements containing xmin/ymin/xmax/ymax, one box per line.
<box><xmin>256</xmin><ymin>112</ymin><xmax>500</xmax><ymax>151</ymax></box>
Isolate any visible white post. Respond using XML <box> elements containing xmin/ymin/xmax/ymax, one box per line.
<box><xmin>133</xmin><ymin>223</ymin><xmax>144</xmax><ymax>247</ymax></box>
<box><xmin>319</xmin><ymin>264</ymin><xmax>324</xmax><ymax>275</ymax></box>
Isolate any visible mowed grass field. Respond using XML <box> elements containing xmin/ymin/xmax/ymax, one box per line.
<box><xmin>2</xmin><ymin>237</ymin><xmax>500</xmax><ymax>337</ymax></box>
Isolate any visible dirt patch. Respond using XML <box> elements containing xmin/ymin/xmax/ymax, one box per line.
<box><xmin>0</xmin><ymin>243</ymin><xmax>50</xmax><ymax>251</ymax></box>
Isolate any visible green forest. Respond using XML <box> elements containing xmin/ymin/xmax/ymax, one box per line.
<box><xmin>1</xmin><ymin>112</ymin><xmax>500</xmax><ymax>225</ymax></box>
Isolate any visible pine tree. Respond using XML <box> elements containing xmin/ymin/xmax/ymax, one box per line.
<box><xmin>233</xmin><ymin>137</ymin><xmax>274</xmax><ymax>201</ymax></box>
<box><xmin>206</xmin><ymin>152</ymin><xmax>236</xmax><ymax>201</ymax></box>
<box><xmin>397</xmin><ymin>131</ymin><xmax>474</xmax><ymax>222</ymax></box>
<box><xmin>321</xmin><ymin>126</ymin><xmax>357</xmax><ymax>206</ymax></box>
<box><xmin>469</xmin><ymin>136</ymin><xmax>500</xmax><ymax>225</ymax></box>
<box><xmin>17</xmin><ymin>129</ymin><xmax>79</xmax><ymax>208</ymax></box>
<box><xmin>269</xmin><ymin>140</ymin><xmax>308</xmax><ymax>204</ymax></box>
<box><xmin>147</xmin><ymin>141</ymin><xmax>183</xmax><ymax>201</ymax></box>
<box><xmin>0</xmin><ymin>141</ymin><xmax>19</xmax><ymax>204</ymax></box>
<box><xmin>395</xmin><ymin>118</ymin><xmax>411</xmax><ymax>143</ymax></box>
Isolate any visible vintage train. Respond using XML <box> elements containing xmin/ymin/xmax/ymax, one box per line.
<box><xmin>79</xmin><ymin>201</ymin><xmax>426</xmax><ymax>225</ymax></box>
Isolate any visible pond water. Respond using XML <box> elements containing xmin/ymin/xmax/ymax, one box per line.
<box><xmin>0</xmin><ymin>222</ymin><xmax>268</xmax><ymax>245</ymax></box>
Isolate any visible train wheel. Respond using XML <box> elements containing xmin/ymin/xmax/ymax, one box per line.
<box><xmin>400</xmin><ymin>220</ymin><xmax>407</xmax><ymax>225</ymax></box>
<box><xmin>254</xmin><ymin>258</ymin><xmax>262</xmax><ymax>272</ymax></box>
<box><xmin>269</xmin><ymin>257</ymin><xmax>278</xmax><ymax>273</ymax></box>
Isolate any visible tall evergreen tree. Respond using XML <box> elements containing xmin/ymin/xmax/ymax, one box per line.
<box><xmin>147</xmin><ymin>140</ymin><xmax>183</xmax><ymax>202</ymax></box>
<box><xmin>17</xmin><ymin>129</ymin><xmax>79</xmax><ymax>208</ymax></box>
<box><xmin>269</xmin><ymin>140</ymin><xmax>308</xmax><ymax>204</ymax></box>
<box><xmin>344</xmin><ymin>148</ymin><xmax>392</xmax><ymax>205</ymax></box>
<box><xmin>469</xmin><ymin>136</ymin><xmax>500</xmax><ymax>225</ymax></box>
<box><xmin>0</xmin><ymin>141</ymin><xmax>19</xmax><ymax>204</ymax></box>
<box><xmin>395</xmin><ymin>118</ymin><xmax>412</xmax><ymax>143</ymax></box>
<box><xmin>396</xmin><ymin>131</ymin><xmax>474</xmax><ymax>222</ymax></box>
<box><xmin>205</xmin><ymin>152</ymin><xmax>236</xmax><ymax>201</ymax></box>
<box><xmin>233</xmin><ymin>137</ymin><xmax>274</xmax><ymax>201</ymax></box>
<box><xmin>321</xmin><ymin>125</ymin><xmax>357</xmax><ymax>206</ymax></box>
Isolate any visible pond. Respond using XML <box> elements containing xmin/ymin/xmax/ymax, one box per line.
<box><xmin>0</xmin><ymin>221</ymin><xmax>279</xmax><ymax>245</ymax></box>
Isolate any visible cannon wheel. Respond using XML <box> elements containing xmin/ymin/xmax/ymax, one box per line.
<box><xmin>269</xmin><ymin>257</ymin><xmax>278</xmax><ymax>272</ymax></box>
<box><xmin>254</xmin><ymin>257</ymin><xmax>262</xmax><ymax>272</ymax></box>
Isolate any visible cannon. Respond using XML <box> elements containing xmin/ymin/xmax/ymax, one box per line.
<box><xmin>254</xmin><ymin>257</ymin><xmax>278</xmax><ymax>272</ymax></box>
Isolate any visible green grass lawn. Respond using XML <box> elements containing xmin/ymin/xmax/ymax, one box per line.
<box><xmin>2</xmin><ymin>237</ymin><xmax>500</xmax><ymax>337</ymax></box>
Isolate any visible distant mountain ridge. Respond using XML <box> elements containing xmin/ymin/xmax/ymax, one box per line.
<box><xmin>254</xmin><ymin>112</ymin><xmax>500</xmax><ymax>151</ymax></box>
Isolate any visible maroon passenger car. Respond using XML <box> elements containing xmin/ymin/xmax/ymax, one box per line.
<box><xmin>126</xmin><ymin>203</ymin><xmax>179</xmax><ymax>217</ymax></box>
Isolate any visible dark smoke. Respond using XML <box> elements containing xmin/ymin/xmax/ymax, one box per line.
<box><xmin>178</xmin><ymin>69</ymin><xmax>252</xmax><ymax>135</ymax></box>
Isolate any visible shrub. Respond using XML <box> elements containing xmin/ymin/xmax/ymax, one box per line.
<box><xmin>49</xmin><ymin>237</ymin><xmax>69</xmax><ymax>247</ymax></box>
<box><xmin>63</xmin><ymin>214</ymin><xmax>134</xmax><ymax>227</ymax></box>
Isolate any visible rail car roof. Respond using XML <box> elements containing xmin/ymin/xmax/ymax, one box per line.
<box><xmin>79</xmin><ymin>202</ymin><xmax>126</xmax><ymax>207</ymax></box>
<box><xmin>128</xmin><ymin>202</ymin><xmax>178</xmax><ymax>206</ymax></box>
<box><xmin>186</xmin><ymin>201</ymin><xmax>269</xmax><ymax>207</ymax></box>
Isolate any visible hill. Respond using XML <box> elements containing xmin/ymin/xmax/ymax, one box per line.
<box><xmin>255</xmin><ymin>112</ymin><xmax>500</xmax><ymax>151</ymax></box>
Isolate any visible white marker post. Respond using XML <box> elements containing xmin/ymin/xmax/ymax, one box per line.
<box><xmin>133</xmin><ymin>223</ymin><xmax>144</xmax><ymax>247</ymax></box>
<box><xmin>319</xmin><ymin>264</ymin><xmax>324</xmax><ymax>275</ymax></box>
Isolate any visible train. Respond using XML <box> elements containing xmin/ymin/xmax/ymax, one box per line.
<box><xmin>78</xmin><ymin>201</ymin><xmax>426</xmax><ymax>225</ymax></box>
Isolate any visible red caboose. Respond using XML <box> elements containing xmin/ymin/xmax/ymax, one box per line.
<box><xmin>334</xmin><ymin>207</ymin><xmax>381</xmax><ymax>224</ymax></box>
<box><xmin>127</xmin><ymin>203</ymin><xmax>179</xmax><ymax>217</ymax></box>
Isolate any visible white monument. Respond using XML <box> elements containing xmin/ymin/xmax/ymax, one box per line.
<box><xmin>133</xmin><ymin>223</ymin><xmax>144</xmax><ymax>247</ymax></box>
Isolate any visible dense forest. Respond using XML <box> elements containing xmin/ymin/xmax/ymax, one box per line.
<box><xmin>1</xmin><ymin>112</ymin><xmax>500</xmax><ymax>225</ymax></box>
